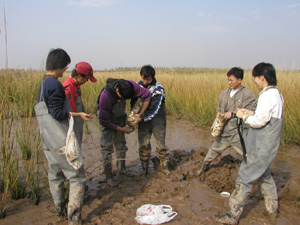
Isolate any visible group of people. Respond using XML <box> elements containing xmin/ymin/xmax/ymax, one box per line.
<box><xmin>197</xmin><ymin>64</ymin><xmax>284</xmax><ymax>224</ymax></box>
<box><xmin>37</xmin><ymin>48</ymin><xmax>170</xmax><ymax>224</ymax></box>
<box><xmin>37</xmin><ymin>48</ymin><xmax>284</xmax><ymax>225</ymax></box>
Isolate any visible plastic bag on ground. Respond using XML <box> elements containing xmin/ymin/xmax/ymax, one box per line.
<box><xmin>135</xmin><ymin>204</ymin><xmax>177</xmax><ymax>224</ymax></box>
<box><xmin>57</xmin><ymin>116</ymin><xmax>83</xmax><ymax>170</ymax></box>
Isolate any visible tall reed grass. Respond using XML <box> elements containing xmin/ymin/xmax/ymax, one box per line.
<box><xmin>0</xmin><ymin>75</ymin><xmax>43</xmax><ymax>217</ymax></box>
<box><xmin>0</xmin><ymin>67</ymin><xmax>299</xmax><ymax>218</ymax></box>
<box><xmin>81</xmin><ymin>68</ymin><xmax>300</xmax><ymax>146</ymax></box>
<box><xmin>0</xmin><ymin>68</ymin><xmax>299</xmax><ymax>144</ymax></box>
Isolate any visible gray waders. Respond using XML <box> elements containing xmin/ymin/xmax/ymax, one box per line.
<box><xmin>217</xmin><ymin>115</ymin><xmax>284</xmax><ymax>224</ymax></box>
<box><xmin>39</xmin><ymin>86</ymin><xmax>85</xmax><ymax>225</ymax></box>
<box><xmin>138</xmin><ymin>103</ymin><xmax>170</xmax><ymax>175</ymax></box>
<box><xmin>100</xmin><ymin>100</ymin><xmax>134</xmax><ymax>187</ymax></box>
<box><xmin>197</xmin><ymin>118</ymin><xmax>246</xmax><ymax>175</ymax></box>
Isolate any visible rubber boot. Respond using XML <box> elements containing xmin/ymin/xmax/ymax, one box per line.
<box><xmin>216</xmin><ymin>212</ymin><xmax>239</xmax><ymax>225</ymax></box>
<box><xmin>55</xmin><ymin>202</ymin><xmax>67</xmax><ymax>218</ymax></box>
<box><xmin>140</xmin><ymin>160</ymin><xmax>149</xmax><ymax>176</ymax></box>
<box><xmin>117</xmin><ymin>160</ymin><xmax>135</xmax><ymax>177</ymax></box>
<box><xmin>159</xmin><ymin>159</ymin><xmax>170</xmax><ymax>175</ymax></box>
<box><xmin>196</xmin><ymin>161</ymin><xmax>210</xmax><ymax>176</ymax></box>
<box><xmin>216</xmin><ymin>204</ymin><xmax>243</xmax><ymax>224</ymax></box>
<box><xmin>104</xmin><ymin>163</ymin><xmax>119</xmax><ymax>187</ymax></box>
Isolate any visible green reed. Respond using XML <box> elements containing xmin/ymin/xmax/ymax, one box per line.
<box><xmin>0</xmin><ymin>111</ymin><xmax>14</xmax><ymax>218</ymax></box>
<box><xmin>25</xmin><ymin>133</ymin><xmax>42</xmax><ymax>205</ymax></box>
<box><xmin>15</xmin><ymin>116</ymin><xmax>34</xmax><ymax>160</ymax></box>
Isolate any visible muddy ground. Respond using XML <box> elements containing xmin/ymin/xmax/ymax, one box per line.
<box><xmin>1</xmin><ymin>116</ymin><xmax>300</xmax><ymax>225</ymax></box>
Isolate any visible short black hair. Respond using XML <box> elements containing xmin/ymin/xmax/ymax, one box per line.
<box><xmin>116</xmin><ymin>79</ymin><xmax>134</xmax><ymax>99</ymax></box>
<box><xmin>140</xmin><ymin>65</ymin><xmax>155</xmax><ymax>78</ymax></box>
<box><xmin>227</xmin><ymin>67</ymin><xmax>244</xmax><ymax>80</ymax></box>
<box><xmin>252</xmin><ymin>62</ymin><xmax>277</xmax><ymax>86</ymax></box>
<box><xmin>46</xmin><ymin>48</ymin><xmax>71</xmax><ymax>71</ymax></box>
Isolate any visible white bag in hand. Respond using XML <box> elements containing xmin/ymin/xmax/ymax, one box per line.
<box><xmin>57</xmin><ymin>116</ymin><xmax>83</xmax><ymax>170</ymax></box>
<box><xmin>211</xmin><ymin>113</ymin><xmax>227</xmax><ymax>137</ymax></box>
<box><xmin>135</xmin><ymin>204</ymin><xmax>177</xmax><ymax>224</ymax></box>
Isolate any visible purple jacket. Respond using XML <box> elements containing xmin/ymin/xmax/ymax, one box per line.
<box><xmin>99</xmin><ymin>79</ymin><xmax>151</xmax><ymax>130</ymax></box>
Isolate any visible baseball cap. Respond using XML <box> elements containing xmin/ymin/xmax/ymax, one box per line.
<box><xmin>75</xmin><ymin>62</ymin><xmax>97</xmax><ymax>82</ymax></box>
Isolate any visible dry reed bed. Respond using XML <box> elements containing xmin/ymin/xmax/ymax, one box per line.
<box><xmin>1</xmin><ymin>68</ymin><xmax>299</xmax><ymax>143</ymax></box>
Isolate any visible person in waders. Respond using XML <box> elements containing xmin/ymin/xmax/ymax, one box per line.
<box><xmin>196</xmin><ymin>67</ymin><xmax>256</xmax><ymax>175</ymax></box>
<box><xmin>38</xmin><ymin>49</ymin><xmax>92</xmax><ymax>225</ymax></box>
<box><xmin>217</xmin><ymin>62</ymin><xmax>284</xmax><ymax>224</ymax></box>
<box><xmin>130</xmin><ymin>65</ymin><xmax>170</xmax><ymax>175</ymax></box>
<box><xmin>62</xmin><ymin>62</ymin><xmax>97</xmax><ymax>147</ymax></box>
<box><xmin>98</xmin><ymin>78</ymin><xmax>151</xmax><ymax>187</ymax></box>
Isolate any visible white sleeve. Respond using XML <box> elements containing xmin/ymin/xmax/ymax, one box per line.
<box><xmin>245</xmin><ymin>92</ymin><xmax>273</xmax><ymax>128</ymax></box>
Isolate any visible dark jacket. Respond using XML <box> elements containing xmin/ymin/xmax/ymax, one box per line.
<box><xmin>38</xmin><ymin>77</ymin><xmax>69</xmax><ymax>120</ymax></box>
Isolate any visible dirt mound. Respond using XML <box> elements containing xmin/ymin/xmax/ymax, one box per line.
<box><xmin>279</xmin><ymin>179</ymin><xmax>300</xmax><ymax>207</ymax></box>
<box><xmin>169</xmin><ymin>147</ymin><xmax>241</xmax><ymax>194</ymax></box>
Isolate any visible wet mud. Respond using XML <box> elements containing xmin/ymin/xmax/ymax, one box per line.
<box><xmin>1</xmin><ymin>116</ymin><xmax>300</xmax><ymax>225</ymax></box>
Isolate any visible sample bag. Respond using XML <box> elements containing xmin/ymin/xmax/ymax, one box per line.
<box><xmin>135</xmin><ymin>204</ymin><xmax>177</xmax><ymax>224</ymax></box>
<box><xmin>211</xmin><ymin>113</ymin><xmax>227</xmax><ymax>137</ymax></box>
<box><xmin>57</xmin><ymin>116</ymin><xmax>83</xmax><ymax>170</ymax></box>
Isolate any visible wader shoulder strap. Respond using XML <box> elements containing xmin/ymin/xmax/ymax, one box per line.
<box><xmin>237</xmin><ymin>118</ymin><xmax>247</xmax><ymax>163</ymax></box>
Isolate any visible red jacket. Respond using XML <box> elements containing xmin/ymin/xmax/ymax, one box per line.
<box><xmin>62</xmin><ymin>76</ymin><xmax>81</xmax><ymax>112</ymax></box>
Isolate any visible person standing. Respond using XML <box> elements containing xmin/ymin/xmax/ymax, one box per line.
<box><xmin>197</xmin><ymin>67</ymin><xmax>256</xmax><ymax>175</ymax></box>
<box><xmin>130</xmin><ymin>65</ymin><xmax>170</xmax><ymax>175</ymax></box>
<box><xmin>62</xmin><ymin>62</ymin><xmax>97</xmax><ymax>146</ymax></box>
<box><xmin>217</xmin><ymin>62</ymin><xmax>284</xmax><ymax>224</ymax></box>
<box><xmin>37</xmin><ymin>49</ymin><xmax>91</xmax><ymax>225</ymax></box>
<box><xmin>98</xmin><ymin>78</ymin><xmax>151</xmax><ymax>186</ymax></box>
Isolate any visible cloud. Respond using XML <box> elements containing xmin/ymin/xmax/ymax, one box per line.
<box><xmin>287</xmin><ymin>10</ymin><xmax>299</xmax><ymax>16</ymax></box>
<box><xmin>274</xmin><ymin>3</ymin><xmax>300</xmax><ymax>17</ymax></box>
<box><xmin>194</xmin><ymin>25</ymin><xmax>232</xmax><ymax>33</ymax></box>
<box><xmin>225</xmin><ymin>10</ymin><xmax>261</xmax><ymax>21</ymax></box>
<box><xmin>274</xmin><ymin>3</ymin><xmax>300</xmax><ymax>10</ymax></box>
<box><xmin>198</xmin><ymin>12</ymin><xmax>212</xmax><ymax>18</ymax></box>
<box><xmin>225</xmin><ymin>14</ymin><xmax>245</xmax><ymax>21</ymax></box>
<box><xmin>246</xmin><ymin>10</ymin><xmax>261</xmax><ymax>20</ymax></box>
<box><xmin>62</xmin><ymin>0</ymin><xmax>117</xmax><ymax>7</ymax></box>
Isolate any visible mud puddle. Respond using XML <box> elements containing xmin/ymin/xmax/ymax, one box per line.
<box><xmin>1</xmin><ymin>116</ymin><xmax>300</xmax><ymax>225</ymax></box>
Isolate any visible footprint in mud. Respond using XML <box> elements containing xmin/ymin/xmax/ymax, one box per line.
<box><xmin>169</xmin><ymin>147</ymin><xmax>298</xmax><ymax>208</ymax></box>
<box><xmin>168</xmin><ymin>147</ymin><xmax>241</xmax><ymax>194</ymax></box>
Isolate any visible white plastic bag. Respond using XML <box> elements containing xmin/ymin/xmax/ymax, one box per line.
<box><xmin>135</xmin><ymin>204</ymin><xmax>177</xmax><ymax>224</ymax></box>
<box><xmin>57</xmin><ymin>116</ymin><xmax>83</xmax><ymax>170</ymax></box>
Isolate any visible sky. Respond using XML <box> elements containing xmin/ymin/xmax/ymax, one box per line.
<box><xmin>0</xmin><ymin>0</ymin><xmax>299</xmax><ymax>71</ymax></box>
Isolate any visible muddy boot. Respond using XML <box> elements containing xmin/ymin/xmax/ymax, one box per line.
<box><xmin>216</xmin><ymin>212</ymin><xmax>239</xmax><ymax>225</ymax></box>
<box><xmin>104</xmin><ymin>163</ymin><xmax>119</xmax><ymax>187</ymax></box>
<box><xmin>264</xmin><ymin>198</ymin><xmax>278</xmax><ymax>224</ymax></box>
<box><xmin>55</xmin><ymin>202</ymin><xmax>67</xmax><ymax>218</ymax></box>
<box><xmin>196</xmin><ymin>161</ymin><xmax>210</xmax><ymax>176</ymax></box>
<box><xmin>140</xmin><ymin>160</ymin><xmax>149</xmax><ymax>176</ymax></box>
<box><xmin>68</xmin><ymin>207</ymin><xmax>83</xmax><ymax>225</ymax></box>
<box><xmin>159</xmin><ymin>160</ymin><xmax>170</xmax><ymax>175</ymax></box>
<box><xmin>68</xmin><ymin>220</ymin><xmax>82</xmax><ymax>225</ymax></box>
<box><xmin>117</xmin><ymin>160</ymin><xmax>135</xmax><ymax>177</ymax></box>
<box><xmin>217</xmin><ymin>204</ymin><xmax>243</xmax><ymax>224</ymax></box>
